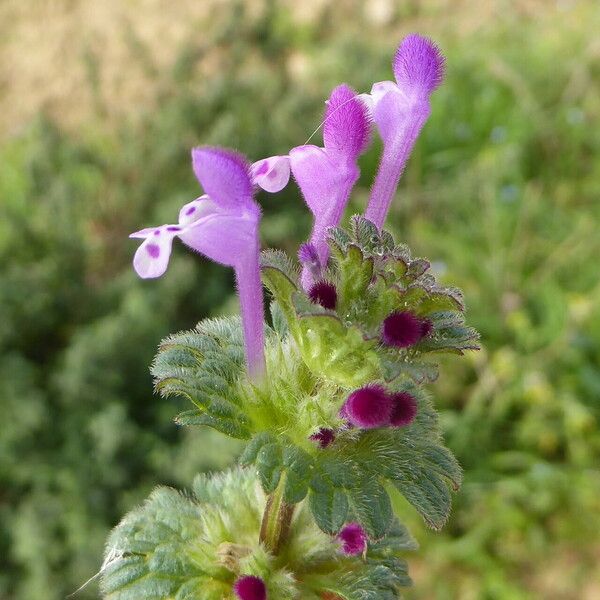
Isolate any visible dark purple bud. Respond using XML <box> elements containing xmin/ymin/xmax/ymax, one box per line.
<box><xmin>234</xmin><ymin>575</ymin><xmax>267</xmax><ymax>600</ymax></box>
<box><xmin>342</xmin><ymin>384</ymin><xmax>392</xmax><ymax>429</ymax></box>
<box><xmin>338</xmin><ymin>522</ymin><xmax>367</xmax><ymax>555</ymax></box>
<box><xmin>389</xmin><ymin>392</ymin><xmax>417</xmax><ymax>427</ymax></box>
<box><xmin>310</xmin><ymin>428</ymin><xmax>335</xmax><ymax>448</ymax></box>
<box><xmin>420</xmin><ymin>318</ymin><xmax>433</xmax><ymax>338</ymax></box>
<box><xmin>381</xmin><ymin>311</ymin><xmax>422</xmax><ymax>348</ymax></box>
<box><xmin>308</xmin><ymin>281</ymin><xmax>338</xmax><ymax>310</ymax></box>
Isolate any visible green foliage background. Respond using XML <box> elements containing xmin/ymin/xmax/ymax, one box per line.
<box><xmin>1</xmin><ymin>2</ymin><xmax>599</xmax><ymax>599</ymax></box>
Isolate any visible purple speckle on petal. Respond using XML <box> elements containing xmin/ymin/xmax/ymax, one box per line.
<box><xmin>338</xmin><ymin>522</ymin><xmax>367</xmax><ymax>555</ymax></box>
<box><xmin>310</xmin><ymin>428</ymin><xmax>335</xmax><ymax>448</ymax></box>
<box><xmin>267</xmin><ymin>169</ymin><xmax>278</xmax><ymax>180</ymax></box>
<box><xmin>185</xmin><ymin>206</ymin><xmax>197</xmax><ymax>216</ymax></box>
<box><xmin>153</xmin><ymin>229</ymin><xmax>161</xmax><ymax>236</ymax></box>
<box><xmin>166</xmin><ymin>225</ymin><xmax>181</xmax><ymax>232</ymax></box>
<box><xmin>255</xmin><ymin>161</ymin><xmax>269</xmax><ymax>176</ymax></box>
<box><xmin>342</xmin><ymin>384</ymin><xmax>392</xmax><ymax>429</ymax></box>
<box><xmin>389</xmin><ymin>391</ymin><xmax>418</xmax><ymax>427</ymax></box>
<box><xmin>233</xmin><ymin>575</ymin><xmax>267</xmax><ymax>600</ymax></box>
<box><xmin>146</xmin><ymin>243</ymin><xmax>160</xmax><ymax>259</ymax></box>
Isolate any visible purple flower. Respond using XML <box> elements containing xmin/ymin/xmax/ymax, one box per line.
<box><xmin>342</xmin><ymin>384</ymin><xmax>392</xmax><ymax>429</ymax></box>
<box><xmin>381</xmin><ymin>311</ymin><xmax>423</xmax><ymax>348</ymax></box>
<box><xmin>308</xmin><ymin>281</ymin><xmax>338</xmax><ymax>310</ymax></box>
<box><xmin>233</xmin><ymin>575</ymin><xmax>267</xmax><ymax>600</ymax></box>
<box><xmin>251</xmin><ymin>155</ymin><xmax>290</xmax><ymax>193</ymax></box>
<box><xmin>338</xmin><ymin>522</ymin><xmax>367</xmax><ymax>555</ymax></box>
<box><xmin>130</xmin><ymin>147</ymin><xmax>266</xmax><ymax>378</ymax></box>
<box><xmin>290</xmin><ymin>84</ymin><xmax>371</xmax><ymax>289</ymax></box>
<box><xmin>310</xmin><ymin>427</ymin><xmax>335</xmax><ymax>448</ymax></box>
<box><xmin>363</xmin><ymin>34</ymin><xmax>445</xmax><ymax>229</ymax></box>
<box><xmin>389</xmin><ymin>391</ymin><xmax>418</xmax><ymax>427</ymax></box>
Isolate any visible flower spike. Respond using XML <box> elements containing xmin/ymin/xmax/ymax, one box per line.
<box><xmin>131</xmin><ymin>147</ymin><xmax>266</xmax><ymax>379</ymax></box>
<box><xmin>364</xmin><ymin>34</ymin><xmax>445</xmax><ymax>229</ymax></box>
<box><xmin>290</xmin><ymin>84</ymin><xmax>371</xmax><ymax>289</ymax></box>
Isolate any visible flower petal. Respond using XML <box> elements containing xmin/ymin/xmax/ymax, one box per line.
<box><xmin>191</xmin><ymin>147</ymin><xmax>254</xmax><ymax>210</ymax></box>
<box><xmin>178</xmin><ymin>195</ymin><xmax>214</xmax><ymax>226</ymax></box>
<box><xmin>251</xmin><ymin>155</ymin><xmax>291</xmax><ymax>193</ymax></box>
<box><xmin>132</xmin><ymin>226</ymin><xmax>178</xmax><ymax>279</ymax></box>
<box><xmin>393</xmin><ymin>33</ymin><xmax>445</xmax><ymax>96</ymax></box>
<box><xmin>289</xmin><ymin>145</ymin><xmax>343</xmax><ymax>216</ymax></box>
<box><xmin>323</xmin><ymin>84</ymin><xmax>371</xmax><ymax>160</ymax></box>
<box><xmin>370</xmin><ymin>83</ymin><xmax>414</xmax><ymax>146</ymax></box>
<box><xmin>129</xmin><ymin>227</ymin><xmax>157</xmax><ymax>239</ymax></box>
<box><xmin>178</xmin><ymin>209</ymin><xmax>259</xmax><ymax>268</ymax></box>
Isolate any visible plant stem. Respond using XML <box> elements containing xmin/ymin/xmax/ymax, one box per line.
<box><xmin>259</xmin><ymin>477</ymin><xmax>295</xmax><ymax>555</ymax></box>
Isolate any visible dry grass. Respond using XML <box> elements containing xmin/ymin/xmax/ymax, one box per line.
<box><xmin>0</xmin><ymin>0</ymin><xmax>589</xmax><ymax>139</ymax></box>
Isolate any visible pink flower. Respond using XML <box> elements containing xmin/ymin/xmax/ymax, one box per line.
<box><xmin>290</xmin><ymin>84</ymin><xmax>371</xmax><ymax>289</ymax></box>
<box><xmin>130</xmin><ymin>147</ymin><xmax>266</xmax><ymax>378</ymax></box>
<box><xmin>363</xmin><ymin>34</ymin><xmax>445</xmax><ymax>229</ymax></box>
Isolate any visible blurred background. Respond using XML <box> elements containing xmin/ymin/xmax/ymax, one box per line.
<box><xmin>1</xmin><ymin>0</ymin><xmax>599</xmax><ymax>598</ymax></box>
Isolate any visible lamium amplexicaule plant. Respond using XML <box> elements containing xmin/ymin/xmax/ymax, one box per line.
<box><xmin>100</xmin><ymin>35</ymin><xmax>479</xmax><ymax>600</ymax></box>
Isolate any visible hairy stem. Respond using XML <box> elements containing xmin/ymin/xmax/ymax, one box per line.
<box><xmin>259</xmin><ymin>477</ymin><xmax>295</xmax><ymax>555</ymax></box>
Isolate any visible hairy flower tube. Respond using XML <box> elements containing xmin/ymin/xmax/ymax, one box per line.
<box><xmin>290</xmin><ymin>84</ymin><xmax>371</xmax><ymax>289</ymax></box>
<box><xmin>364</xmin><ymin>34</ymin><xmax>445</xmax><ymax>229</ymax></box>
<box><xmin>130</xmin><ymin>147</ymin><xmax>266</xmax><ymax>378</ymax></box>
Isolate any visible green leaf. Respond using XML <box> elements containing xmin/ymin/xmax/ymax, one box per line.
<box><xmin>151</xmin><ymin>317</ymin><xmax>252</xmax><ymax>439</ymax></box>
<box><xmin>347</xmin><ymin>478</ymin><xmax>393</xmax><ymax>540</ymax></box>
<box><xmin>256</xmin><ymin>442</ymin><xmax>283</xmax><ymax>493</ymax></box>
<box><xmin>282</xmin><ymin>445</ymin><xmax>313</xmax><ymax>503</ymax></box>
<box><xmin>308</xmin><ymin>487</ymin><xmax>349</xmax><ymax>535</ymax></box>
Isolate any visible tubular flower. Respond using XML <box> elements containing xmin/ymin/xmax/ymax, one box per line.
<box><xmin>290</xmin><ymin>84</ymin><xmax>371</xmax><ymax>289</ymax></box>
<box><xmin>131</xmin><ymin>147</ymin><xmax>266</xmax><ymax>378</ymax></box>
<box><xmin>363</xmin><ymin>34</ymin><xmax>445</xmax><ymax>229</ymax></box>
